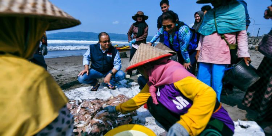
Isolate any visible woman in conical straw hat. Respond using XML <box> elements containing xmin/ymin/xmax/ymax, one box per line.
<box><xmin>0</xmin><ymin>0</ymin><xmax>80</xmax><ymax>135</ymax></box>
<box><xmin>104</xmin><ymin>44</ymin><xmax>234</xmax><ymax>136</ymax></box>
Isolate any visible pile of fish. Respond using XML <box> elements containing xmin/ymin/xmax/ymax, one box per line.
<box><xmin>67</xmin><ymin>94</ymin><xmax>137</xmax><ymax>136</ymax></box>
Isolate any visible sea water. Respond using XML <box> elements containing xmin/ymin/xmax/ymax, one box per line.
<box><xmin>45</xmin><ymin>40</ymin><xmax>129</xmax><ymax>58</ymax></box>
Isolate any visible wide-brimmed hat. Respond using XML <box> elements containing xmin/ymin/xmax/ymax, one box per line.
<box><xmin>0</xmin><ymin>0</ymin><xmax>81</xmax><ymax>30</ymax></box>
<box><xmin>196</xmin><ymin>0</ymin><xmax>212</xmax><ymax>4</ymax></box>
<box><xmin>126</xmin><ymin>43</ymin><xmax>172</xmax><ymax>71</ymax></box>
<box><xmin>155</xmin><ymin>43</ymin><xmax>176</xmax><ymax>54</ymax></box>
<box><xmin>132</xmin><ymin>11</ymin><xmax>148</xmax><ymax>21</ymax></box>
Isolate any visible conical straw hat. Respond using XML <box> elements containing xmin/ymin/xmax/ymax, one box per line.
<box><xmin>0</xmin><ymin>0</ymin><xmax>81</xmax><ymax>30</ymax></box>
<box><xmin>155</xmin><ymin>43</ymin><xmax>176</xmax><ymax>54</ymax></box>
<box><xmin>126</xmin><ymin>43</ymin><xmax>173</xmax><ymax>71</ymax></box>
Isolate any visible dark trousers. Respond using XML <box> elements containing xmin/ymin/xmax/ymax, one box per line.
<box><xmin>147</xmin><ymin>96</ymin><xmax>233</xmax><ymax>135</ymax></box>
<box><xmin>179</xmin><ymin>50</ymin><xmax>197</xmax><ymax>75</ymax></box>
<box><xmin>127</xmin><ymin>47</ymin><xmax>137</xmax><ymax>75</ymax></box>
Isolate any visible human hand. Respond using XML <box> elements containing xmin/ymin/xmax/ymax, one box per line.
<box><xmin>147</xmin><ymin>42</ymin><xmax>152</xmax><ymax>46</ymax></box>
<box><xmin>104</xmin><ymin>73</ymin><xmax>112</xmax><ymax>84</ymax></box>
<box><xmin>243</xmin><ymin>57</ymin><xmax>251</xmax><ymax>66</ymax></box>
<box><xmin>183</xmin><ymin>63</ymin><xmax>191</xmax><ymax>70</ymax></box>
<box><xmin>167</xmin><ymin>123</ymin><xmax>189</xmax><ymax>136</ymax></box>
<box><xmin>131</xmin><ymin>39</ymin><xmax>136</xmax><ymax>44</ymax></box>
<box><xmin>40</xmin><ymin>44</ymin><xmax>47</xmax><ymax>56</ymax></box>
<box><xmin>78</xmin><ymin>69</ymin><xmax>89</xmax><ymax>76</ymax></box>
<box><xmin>104</xmin><ymin>106</ymin><xmax>116</xmax><ymax>113</ymax></box>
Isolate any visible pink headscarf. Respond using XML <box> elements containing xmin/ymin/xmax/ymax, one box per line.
<box><xmin>147</xmin><ymin>58</ymin><xmax>195</xmax><ymax>104</ymax></box>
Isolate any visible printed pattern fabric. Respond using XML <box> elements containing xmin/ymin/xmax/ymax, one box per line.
<box><xmin>242</xmin><ymin>57</ymin><xmax>272</xmax><ymax>121</ymax></box>
<box><xmin>157</xmin><ymin>83</ymin><xmax>234</xmax><ymax>132</ymax></box>
<box><xmin>150</xmin><ymin>25</ymin><xmax>191</xmax><ymax>63</ymax></box>
<box><xmin>36</xmin><ymin>106</ymin><xmax>74</xmax><ymax>136</ymax></box>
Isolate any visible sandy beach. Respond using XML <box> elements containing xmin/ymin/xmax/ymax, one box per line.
<box><xmin>45</xmin><ymin>49</ymin><xmax>270</xmax><ymax>135</ymax></box>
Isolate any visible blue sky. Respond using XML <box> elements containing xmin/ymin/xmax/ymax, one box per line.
<box><xmin>49</xmin><ymin>0</ymin><xmax>271</xmax><ymax>37</ymax></box>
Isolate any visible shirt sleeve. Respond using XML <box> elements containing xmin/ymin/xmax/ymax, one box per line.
<box><xmin>115</xmin><ymin>84</ymin><xmax>150</xmax><ymax>113</ymax></box>
<box><xmin>196</xmin><ymin>35</ymin><xmax>203</xmax><ymax>50</ymax></box>
<box><xmin>237</xmin><ymin>30</ymin><xmax>250</xmax><ymax>58</ymax></box>
<box><xmin>127</xmin><ymin>25</ymin><xmax>134</xmax><ymax>42</ymax></box>
<box><xmin>113</xmin><ymin>51</ymin><xmax>122</xmax><ymax>71</ymax></box>
<box><xmin>178</xmin><ymin>25</ymin><xmax>192</xmax><ymax>63</ymax></box>
<box><xmin>136</xmin><ymin>26</ymin><xmax>149</xmax><ymax>42</ymax></box>
<box><xmin>150</xmin><ymin>28</ymin><xmax>163</xmax><ymax>45</ymax></box>
<box><xmin>173</xmin><ymin>77</ymin><xmax>216</xmax><ymax>136</ymax></box>
<box><xmin>83</xmin><ymin>47</ymin><xmax>91</xmax><ymax>66</ymax></box>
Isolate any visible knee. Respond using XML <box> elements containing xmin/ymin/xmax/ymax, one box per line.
<box><xmin>77</xmin><ymin>75</ymin><xmax>85</xmax><ymax>83</ymax></box>
<box><xmin>115</xmin><ymin>71</ymin><xmax>125</xmax><ymax>79</ymax></box>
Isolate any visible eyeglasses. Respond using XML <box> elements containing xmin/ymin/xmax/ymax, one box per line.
<box><xmin>161</xmin><ymin>6</ymin><xmax>168</xmax><ymax>9</ymax></box>
<box><xmin>100</xmin><ymin>40</ymin><xmax>111</xmax><ymax>43</ymax></box>
<box><xmin>162</xmin><ymin>24</ymin><xmax>173</xmax><ymax>29</ymax></box>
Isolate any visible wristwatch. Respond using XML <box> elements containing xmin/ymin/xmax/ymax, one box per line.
<box><xmin>110</xmin><ymin>71</ymin><xmax>115</xmax><ymax>75</ymax></box>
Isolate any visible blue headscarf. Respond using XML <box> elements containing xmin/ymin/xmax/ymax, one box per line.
<box><xmin>198</xmin><ymin>0</ymin><xmax>246</xmax><ymax>36</ymax></box>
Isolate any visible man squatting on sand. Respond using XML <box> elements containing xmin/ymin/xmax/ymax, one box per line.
<box><xmin>78</xmin><ymin>32</ymin><xmax>125</xmax><ymax>91</ymax></box>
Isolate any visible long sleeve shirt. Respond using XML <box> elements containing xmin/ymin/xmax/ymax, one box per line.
<box><xmin>115</xmin><ymin>76</ymin><xmax>234</xmax><ymax>135</ymax></box>
<box><xmin>150</xmin><ymin>26</ymin><xmax>192</xmax><ymax>63</ymax></box>
<box><xmin>127</xmin><ymin>24</ymin><xmax>148</xmax><ymax>44</ymax></box>
<box><xmin>197</xmin><ymin>30</ymin><xmax>250</xmax><ymax>64</ymax></box>
<box><xmin>83</xmin><ymin>45</ymin><xmax>122</xmax><ymax>71</ymax></box>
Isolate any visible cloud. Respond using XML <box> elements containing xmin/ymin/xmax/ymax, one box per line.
<box><xmin>112</xmin><ymin>21</ymin><xmax>119</xmax><ymax>24</ymax></box>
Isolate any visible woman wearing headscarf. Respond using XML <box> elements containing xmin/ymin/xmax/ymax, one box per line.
<box><xmin>0</xmin><ymin>0</ymin><xmax>80</xmax><ymax>135</ymax></box>
<box><xmin>192</xmin><ymin>11</ymin><xmax>204</xmax><ymax>32</ymax></box>
<box><xmin>195</xmin><ymin>0</ymin><xmax>251</xmax><ymax>101</ymax></box>
<box><xmin>104</xmin><ymin>44</ymin><xmax>234</xmax><ymax>136</ymax></box>
<box><xmin>127</xmin><ymin>11</ymin><xmax>149</xmax><ymax>76</ymax></box>
<box><xmin>243</xmin><ymin>3</ymin><xmax>272</xmax><ymax>134</ymax></box>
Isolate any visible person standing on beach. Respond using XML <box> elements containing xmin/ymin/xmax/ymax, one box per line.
<box><xmin>157</xmin><ymin>0</ymin><xmax>179</xmax><ymax>43</ymax></box>
<box><xmin>78</xmin><ymin>32</ymin><xmax>125</xmax><ymax>91</ymax></box>
<box><xmin>195</xmin><ymin>0</ymin><xmax>251</xmax><ymax>101</ymax></box>
<box><xmin>0</xmin><ymin>0</ymin><xmax>81</xmax><ymax>135</ymax></box>
<box><xmin>127</xmin><ymin>11</ymin><xmax>149</xmax><ymax>77</ymax></box>
<box><xmin>30</xmin><ymin>32</ymin><xmax>48</xmax><ymax>70</ymax></box>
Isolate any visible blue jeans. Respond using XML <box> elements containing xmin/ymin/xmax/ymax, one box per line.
<box><xmin>197</xmin><ymin>63</ymin><xmax>227</xmax><ymax>101</ymax></box>
<box><xmin>77</xmin><ymin>69</ymin><xmax>125</xmax><ymax>86</ymax></box>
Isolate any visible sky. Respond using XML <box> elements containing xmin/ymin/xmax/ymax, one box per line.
<box><xmin>48</xmin><ymin>0</ymin><xmax>272</xmax><ymax>37</ymax></box>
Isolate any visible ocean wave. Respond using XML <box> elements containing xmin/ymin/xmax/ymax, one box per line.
<box><xmin>48</xmin><ymin>40</ymin><xmax>128</xmax><ymax>45</ymax></box>
<box><xmin>48</xmin><ymin>45</ymin><xmax>89</xmax><ymax>51</ymax></box>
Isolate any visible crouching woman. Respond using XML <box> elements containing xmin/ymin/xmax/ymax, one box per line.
<box><xmin>104</xmin><ymin>44</ymin><xmax>234</xmax><ymax>136</ymax></box>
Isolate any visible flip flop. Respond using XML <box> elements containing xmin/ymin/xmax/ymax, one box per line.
<box><xmin>91</xmin><ymin>83</ymin><xmax>100</xmax><ymax>91</ymax></box>
<box><xmin>106</xmin><ymin>84</ymin><xmax>116</xmax><ymax>90</ymax></box>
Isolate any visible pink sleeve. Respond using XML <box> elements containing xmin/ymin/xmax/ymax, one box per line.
<box><xmin>196</xmin><ymin>35</ymin><xmax>203</xmax><ymax>51</ymax></box>
<box><xmin>237</xmin><ymin>30</ymin><xmax>250</xmax><ymax>58</ymax></box>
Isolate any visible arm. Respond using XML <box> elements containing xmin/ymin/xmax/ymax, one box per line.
<box><xmin>150</xmin><ymin>28</ymin><xmax>164</xmax><ymax>45</ymax></box>
<box><xmin>173</xmin><ymin>77</ymin><xmax>216</xmax><ymax>136</ymax></box>
<box><xmin>236</xmin><ymin>30</ymin><xmax>251</xmax><ymax>65</ymax></box>
<box><xmin>115</xmin><ymin>84</ymin><xmax>151</xmax><ymax>113</ymax></box>
<box><xmin>127</xmin><ymin>25</ymin><xmax>134</xmax><ymax>42</ymax></box>
<box><xmin>195</xmin><ymin>35</ymin><xmax>203</xmax><ymax>60</ymax></box>
<box><xmin>78</xmin><ymin>47</ymin><xmax>91</xmax><ymax>76</ymax></box>
<box><xmin>136</xmin><ymin>26</ymin><xmax>148</xmax><ymax>42</ymax></box>
<box><xmin>178</xmin><ymin>25</ymin><xmax>192</xmax><ymax>63</ymax></box>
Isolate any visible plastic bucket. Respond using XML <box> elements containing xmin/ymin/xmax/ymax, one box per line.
<box><xmin>105</xmin><ymin>124</ymin><xmax>156</xmax><ymax>136</ymax></box>
<box><xmin>223</xmin><ymin>60</ymin><xmax>260</xmax><ymax>91</ymax></box>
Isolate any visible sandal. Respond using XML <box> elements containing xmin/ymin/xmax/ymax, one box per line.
<box><xmin>106</xmin><ymin>84</ymin><xmax>116</xmax><ymax>90</ymax></box>
<box><xmin>91</xmin><ymin>83</ymin><xmax>100</xmax><ymax>91</ymax></box>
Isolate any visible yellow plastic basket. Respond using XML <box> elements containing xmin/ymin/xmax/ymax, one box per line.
<box><xmin>105</xmin><ymin>124</ymin><xmax>156</xmax><ymax>136</ymax></box>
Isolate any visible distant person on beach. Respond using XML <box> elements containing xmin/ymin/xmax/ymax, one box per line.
<box><xmin>30</xmin><ymin>32</ymin><xmax>48</xmax><ymax>70</ymax></box>
<box><xmin>0</xmin><ymin>0</ymin><xmax>80</xmax><ymax>135</ymax></box>
<box><xmin>104</xmin><ymin>44</ymin><xmax>234</xmax><ymax>136</ymax></box>
<box><xmin>148</xmin><ymin>11</ymin><xmax>198</xmax><ymax>74</ymax></box>
<box><xmin>127</xmin><ymin>11</ymin><xmax>149</xmax><ymax>77</ymax></box>
<box><xmin>195</xmin><ymin>0</ymin><xmax>251</xmax><ymax>101</ymax></box>
<box><xmin>78</xmin><ymin>32</ymin><xmax>125</xmax><ymax>91</ymax></box>
<box><xmin>157</xmin><ymin>0</ymin><xmax>179</xmax><ymax>43</ymax></box>
<box><xmin>201</xmin><ymin>5</ymin><xmax>212</xmax><ymax>14</ymax></box>
<box><xmin>242</xmin><ymin>3</ymin><xmax>272</xmax><ymax>134</ymax></box>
